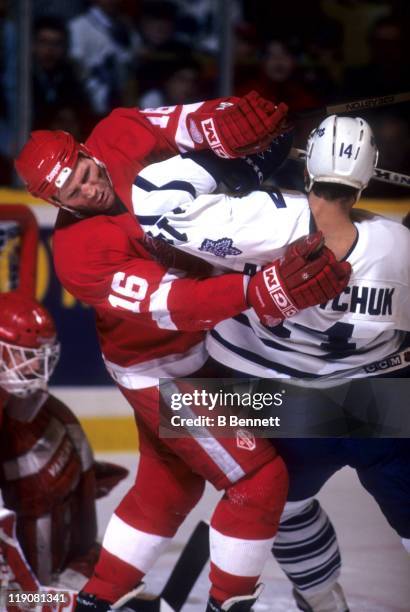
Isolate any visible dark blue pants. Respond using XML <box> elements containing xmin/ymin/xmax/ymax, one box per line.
<box><xmin>212</xmin><ymin>360</ymin><xmax>410</xmax><ymax>538</ymax></box>
<box><xmin>272</xmin><ymin>437</ymin><xmax>410</xmax><ymax>537</ymax></box>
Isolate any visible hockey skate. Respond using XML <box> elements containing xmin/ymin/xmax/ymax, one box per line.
<box><xmin>75</xmin><ymin>585</ymin><xmax>175</xmax><ymax>611</ymax></box>
<box><xmin>293</xmin><ymin>583</ymin><xmax>349</xmax><ymax>612</ymax></box>
<box><xmin>205</xmin><ymin>584</ymin><xmax>263</xmax><ymax>611</ymax></box>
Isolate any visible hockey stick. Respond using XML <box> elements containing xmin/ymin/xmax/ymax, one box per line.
<box><xmin>294</xmin><ymin>91</ymin><xmax>410</xmax><ymax>119</ymax></box>
<box><xmin>289</xmin><ymin>147</ymin><xmax>410</xmax><ymax>188</ymax></box>
<box><xmin>160</xmin><ymin>520</ymin><xmax>210</xmax><ymax>611</ymax></box>
<box><xmin>128</xmin><ymin>521</ymin><xmax>210</xmax><ymax>611</ymax></box>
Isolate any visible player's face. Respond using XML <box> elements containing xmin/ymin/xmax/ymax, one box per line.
<box><xmin>57</xmin><ymin>155</ymin><xmax>115</xmax><ymax>213</ymax></box>
<box><xmin>4</xmin><ymin>347</ymin><xmax>41</xmax><ymax>376</ymax></box>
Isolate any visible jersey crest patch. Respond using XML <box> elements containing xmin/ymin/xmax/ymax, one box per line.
<box><xmin>199</xmin><ymin>237</ymin><xmax>242</xmax><ymax>258</ymax></box>
<box><xmin>236</xmin><ymin>429</ymin><xmax>256</xmax><ymax>451</ymax></box>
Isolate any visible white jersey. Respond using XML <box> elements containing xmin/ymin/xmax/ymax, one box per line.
<box><xmin>134</xmin><ymin>155</ymin><xmax>410</xmax><ymax>379</ymax></box>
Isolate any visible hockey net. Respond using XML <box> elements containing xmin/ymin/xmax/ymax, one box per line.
<box><xmin>0</xmin><ymin>205</ymin><xmax>39</xmax><ymax>295</ymax></box>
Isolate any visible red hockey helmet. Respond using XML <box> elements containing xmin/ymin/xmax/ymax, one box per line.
<box><xmin>14</xmin><ymin>130</ymin><xmax>92</xmax><ymax>205</ymax></box>
<box><xmin>0</xmin><ymin>292</ymin><xmax>60</xmax><ymax>397</ymax></box>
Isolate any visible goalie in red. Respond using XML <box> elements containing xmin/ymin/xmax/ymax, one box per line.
<box><xmin>0</xmin><ymin>290</ymin><xmax>128</xmax><ymax>601</ymax></box>
<box><xmin>0</xmin><ymin>290</ymin><xmax>97</xmax><ymax>591</ymax></box>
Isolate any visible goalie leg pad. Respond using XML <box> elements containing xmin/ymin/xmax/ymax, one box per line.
<box><xmin>0</xmin><ymin>508</ymin><xmax>39</xmax><ymax>591</ymax></box>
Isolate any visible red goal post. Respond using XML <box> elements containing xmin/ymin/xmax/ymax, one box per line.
<box><xmin>0</xmin><ymin>204</ymin><xmax>39</xmax><ymax>296</ymax></box>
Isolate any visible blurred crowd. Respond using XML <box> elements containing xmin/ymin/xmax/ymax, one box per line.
<box><xmin>0</xmin><ymin>0</ymin><xmax>409</xmax><ymax>196</ymax></box>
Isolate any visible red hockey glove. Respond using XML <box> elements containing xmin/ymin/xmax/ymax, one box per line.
<box><xmin>187</xmin><ymin>91</ymin><xmax>289</xmax><ymax>159</ymax></box>
<box><xmin>247</xmin><ymin>232</ymin><xmax>351</xmax><ymax>326</ymax></box>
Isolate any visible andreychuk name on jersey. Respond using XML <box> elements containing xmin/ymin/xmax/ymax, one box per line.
<box><xmin>320</xmin><ymin>284</ymin><xmax>394</xmax><ymax>316</ymax></box>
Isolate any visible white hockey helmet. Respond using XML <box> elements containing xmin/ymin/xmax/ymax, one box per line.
<box><xmin>306</xmin><ymin>115</ymin><xmax>379</xmax><ymax>194</ymax></box>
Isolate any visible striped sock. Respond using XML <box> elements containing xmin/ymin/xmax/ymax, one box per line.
<box><xmin>272</xmin><ymin>499</ymin><xmax>342</xmax><ymax>595</ymax></box>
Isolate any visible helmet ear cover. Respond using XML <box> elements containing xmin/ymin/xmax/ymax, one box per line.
<box><xmin>0</xmin><ymin>292</ymin><xmax>60</xmax><ymax>397</ymax></box>
<box><xmin>306</xmin><ymin>115</ymin><xmax>379</xmax><ymax>198</ymax></box>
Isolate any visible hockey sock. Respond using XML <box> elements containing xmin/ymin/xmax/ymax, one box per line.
<box><xmin>81</xmin><ymin>456</ymin><xmax>204</xmax><ymax>604</ymax></box>
<box><xmin>82</xmin><ymin>514</ymin><xmax>170</xmax><ymax>603</ymax></box>
<box><xmin>272</xmin><ymin>499</ymin><xmax>342</xmax><ymax>595</ymax></box>
<box><xmin>209</xmin><ymin>457</ymin><xmax>288</xmax><ymax>603</ymax></box>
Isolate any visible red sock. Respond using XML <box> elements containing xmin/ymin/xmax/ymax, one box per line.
<box><xmin>82</xmin><ymin>548</ymin><xmax>144</xmax><ymax>603</ymax></box>
<box><xmin>209</xmin><ymin>563</ymin><xmax>258</xmax><ymax>603</ymax></box>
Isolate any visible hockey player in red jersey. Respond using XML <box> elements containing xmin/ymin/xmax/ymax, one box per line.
<box><xmin>0</xmin><ymin>290</ymin><xmax>127</xmax><ymax>599</ymax></box>
<box><xmin>14</xmin><ymin>97</ymin><xmax>351</xmax><ymax>611</ymax></box>
<box><xmin>15</xmin><ymin>91</ymin><xmax>289</xmax><ymax>214</ymax></box>
<box><xmin>52</xmin><ymin>203</ymin><xmax>350</xmax><ymax>612</ymax></box>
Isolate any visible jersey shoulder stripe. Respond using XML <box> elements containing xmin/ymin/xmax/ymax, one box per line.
<box><xmin>266</xmin><ymin>189</ymin><xmax>287</xmax><ymax>208</ymax></box>
<box><xmin>134</xmin><ymin>174</ymin><xmax>196</xmax><ymax>198</ymax></box>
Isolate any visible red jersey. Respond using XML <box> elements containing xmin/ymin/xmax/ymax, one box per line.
<box><xmin>84</xmin><ymin>100</ymin><xmax>237</xmax><ymax>212</ymax></box>
<box><xmin>54</xmin><ymin>99</ymin><xmax>247</xmax><ymax>388</ymax></box>
<box><xmin>53</xmin><ymin>211</ymin><xmax>247</xmax><ymax>388</ymax></box>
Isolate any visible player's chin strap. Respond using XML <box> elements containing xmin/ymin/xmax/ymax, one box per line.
<box><xmin>59</xmin><ymin>204</ymin><xmax>85</xmax><ymax>218</ymax></box>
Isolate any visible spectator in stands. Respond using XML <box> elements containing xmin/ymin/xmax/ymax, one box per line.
<box><xmin>133</xmin><ymin>1</ymin><xmax>193</xmax><ymax>98</ymax></box>
<box><xmin>134</xmin><ymin>1</ymin><xmax>190</xmax><ymax>59</ymax></box>
<box><xmin>32</xmin><ymin>16</ymin><xmax>93</xmax><ymax>140</ymax></box>
<box><xmin>362</xmin><ymin>112</ymin><xmax>410</xmax><ymax>199</ymax></box>
<box><xmin>341</xmin><ymin>15</ymin><xmax>410</xmax><ymax>98</ymax></box>
<box><xmin>321</xmin><ymin>0</ymin><xmax>392</xmax><ymax>68</ymax></box>
<box><xmin>299</xmin><ymin>15</ymin><xmax>343</xmax><ymax>103</ymax></box>
<box><xmin>235</xmin><ymin>38</ymin><xmax>321</xmax><ymax>114</ymax></box>
<box><xmin>174</xmin><ymin>0</ymin><xmax>244</xmax><ymax>54</ymax></box>
<box><xmin>68</xmin><ymin>0</ymin><xmax>139</xmax><ymax>116</ymax></box>
<box><xmin>232</xmin><ymin>21</ymin><xmax>261</xmax><ymax>93</ymax></box>
<box><xmin>138</xmin><ymin>54</ymin><xmax>203</xmax><ymax>108</ymax></box>
<box><xmin>235</xmin><ymin>37</ymin><xmax>323</xmax><ymax>147</ymax></box>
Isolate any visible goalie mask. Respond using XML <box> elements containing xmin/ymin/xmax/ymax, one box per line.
<box><xmin>306</xmin><ymin>115</ymin><xmax>379</xmax><ymax>196</ymax></box>
<box><xmin>14</xmin><ymin>130</ymin><xmax>104</xmax><ymax>208</ymax></box>
<box><xmin>0</xmin><ymin>292</ymin><xmax>60</xmax><ymax>397</ymax></box>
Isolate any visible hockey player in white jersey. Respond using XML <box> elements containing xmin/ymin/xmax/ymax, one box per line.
<box><xmin>134</xmin><ymin>117</ymin><xmax>408</xmax><ymax>379</ymax></box>
<box><xmin>133</xmin><ymin>115</ymin><xmax>410</xmax><ymax>612</ymax></box>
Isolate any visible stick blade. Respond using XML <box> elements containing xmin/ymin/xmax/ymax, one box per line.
<box><xmin>160</xmin><ymin>521</ymin><xmax>210</xmax><ymax>611</ymax></box>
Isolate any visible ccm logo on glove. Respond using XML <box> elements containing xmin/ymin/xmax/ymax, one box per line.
<box><xmin>262</xmin><ymin>265</ymin><xmax>299</xmax><ymax>318</ymax></box>
<box><xmin>247</xmin><ymin>231</ymin><xmax>351</xmax><ymax>327</ymax></box>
